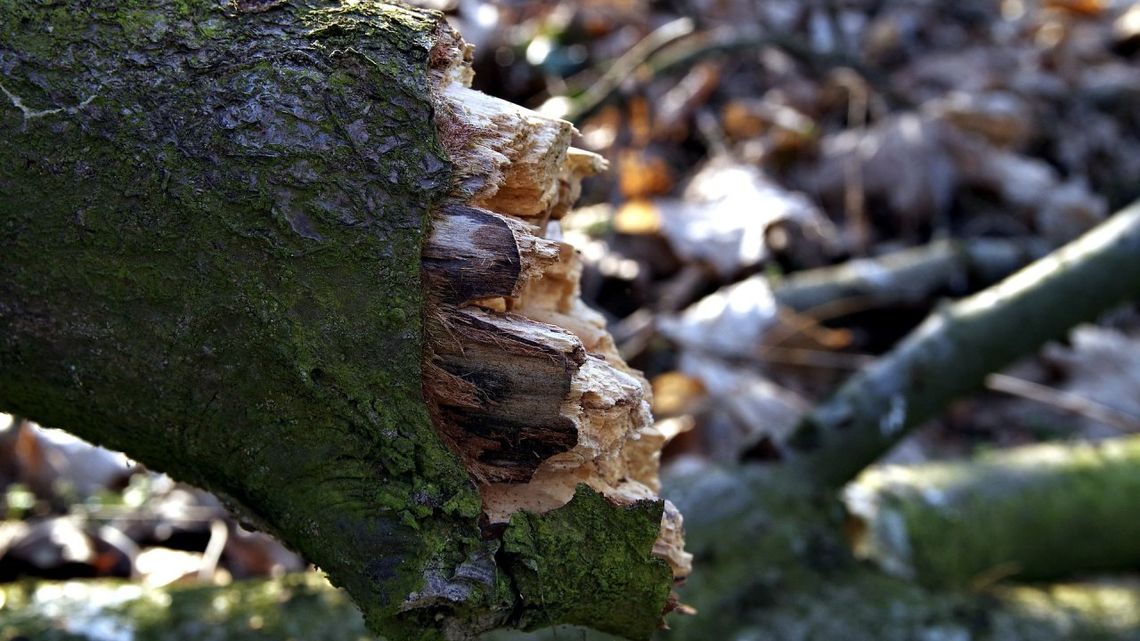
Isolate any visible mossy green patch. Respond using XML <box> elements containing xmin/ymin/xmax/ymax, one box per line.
<box><xmin>501</xmin><ymin>485</ymin><xmax>672</xmax><ymax>641</ymax></box>
<box><xmin>884</xmin><ymin>436</ymin><xmax>1140</xmax><ymax>587</ymax></box>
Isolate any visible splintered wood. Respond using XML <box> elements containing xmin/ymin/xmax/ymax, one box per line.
<box><xmin>423</xmin><ymin>23</ymin><xmax>690</xmax><ymax>580</ymax></box>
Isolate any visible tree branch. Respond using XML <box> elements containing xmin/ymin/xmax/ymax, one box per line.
<box><xmin>846</xmin><ymin>435</ymin><xmax>1140</xmax><ymax>587</ymax></box>
<box><xmin>788</xmin><ymin>201</ymin><xmax>1140</xmax><ymax>486</ymax></box>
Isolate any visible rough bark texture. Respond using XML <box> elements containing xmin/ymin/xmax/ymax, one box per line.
<box><xmin>846</xmin><ymin>435</ymin><xmax>1140</xmax><ymax>588</ymax></box>
<box><xmin>789</xmin><ymin>201</ymin><xmax>1140</xmax><ymax>486</ymax></box>
<box><xmin>0</xmin><ymin>3</ymin><xmax>677</xmax><ymax>639</ymax></box>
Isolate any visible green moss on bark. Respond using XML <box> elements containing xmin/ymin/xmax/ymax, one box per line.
<box><xmin>501</xmin><ymin>486</ymin><xmax>672</xmax><ymax>640</ymax></box>
<box><xmin>0</xmin><ymin>2</ymin><xmax>676</xmax><ymax>639</ymax></box>
<box><xmin>856</xmin><ymin>436</ymin><xmax>1140</xmax><ymax>588</ymax></box>
<box><xmin>0</xmin><ymin>2</ymin><xmax>503</xmax><ymax>639</ymax></box>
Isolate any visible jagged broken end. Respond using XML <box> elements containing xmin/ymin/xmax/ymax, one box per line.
<box><xmin>420</xmin><ymin>18</ymin><xmax>691</xmax><ymax>639</ymax></box>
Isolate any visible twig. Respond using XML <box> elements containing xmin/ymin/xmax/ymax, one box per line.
<box><xmin>563</xmin><ymin>17</ymin><xmax>695</xmax><ymax>123</ymax></box>
<box><xmin>199</xmin><ymin>518</ymin><xmax>229</xmax><ymax>582</ymax></box>
<box><xmin>645</xmin><ymin>26</ymin><xmax>911</xmax><ymax>109</ymax></box>
<box><xmin>563</xmin><ymin>23</ymin><xmax>910</xmax><ymax>125</ymax></box>
<box><xmin>985</xmin><ymin>372</ymin><xmax>1140</xmax><ymax>433</ymax></box>
<box><xmin>755</xmin><ymin>345</ymin><xmax>872</xmax><ymax>370</ymax></box>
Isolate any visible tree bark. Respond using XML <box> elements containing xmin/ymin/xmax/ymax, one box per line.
<box><xmin>0</xmin><ymin>3</ymin><xmax>681</xmax><ymax>639</ymax></box>
<box><xmin>788</xmin><ymin>201</ymin><xmax>1140</xmax><ymax>486</ymax></box>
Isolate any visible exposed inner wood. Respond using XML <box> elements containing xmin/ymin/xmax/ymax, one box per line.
<box><xmin>426</xmin><ymin>308</ymin><xmax>583</xmax><ymax>484</ymax></box>
<box><xmin>423</xmin><ymin>22</ymin><xmax>691</xmax><ymax>581</ymax></box>
<box><xmin>422</xmin><ymin>204</ymin><xmax>560</xmax><ymax>306</ymax></box>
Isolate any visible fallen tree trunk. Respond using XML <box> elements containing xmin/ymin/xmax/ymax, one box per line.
<box><xmin>845</xmin><ymin>434</ymin><xmax>1140</xmax><ymax>588</ymax></box>
<box><xmin>0</xmin><ymin>3</ymin><xmax>684</xmax><ymax>639</ymax></box>
<box><xmin>788</xmin><ymin>201</ymin><xmax>1140</xmax><ymax>486</ymax></box>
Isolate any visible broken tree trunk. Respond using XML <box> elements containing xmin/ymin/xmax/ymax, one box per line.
<box><xmin>0</xmin><ymin>2</ymin><xmax>685</xmax><ymax>640</ymax></box>
<box><xmin>846</xmin><ymin>434</ymin><xmax>1140</xmax><ymax>588</ymax></box>
<box><xmin>788</xmin><ymin>200</ymin><xmax>1140</xmax><ymax>486</ymax></box>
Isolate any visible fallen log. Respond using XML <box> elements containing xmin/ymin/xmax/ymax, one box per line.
<box><xmin>0</xmin><ymin>2</ymin><xmax>685</xmax><ymax>639</ymax></box>
<box><xmin>846</xmin><ymin>434</ymin><xmax>1140</xmax><ymax>587</ymax></box>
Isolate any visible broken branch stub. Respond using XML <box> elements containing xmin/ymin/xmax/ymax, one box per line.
<box><xmin>422</xmin><ymin>18</ymin><xmax>691</xmax><ymax>638</ymax></box>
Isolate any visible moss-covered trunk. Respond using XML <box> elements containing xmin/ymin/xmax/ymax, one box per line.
<box><xmin>0</xmin><ymin>2</ymin><xmax>674</xmax><ymax>639</ymax></box>
<box><xmin>0</xmin><ymin>2</ymin><xmax>497</xmax><ymax>638</ymax></box>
